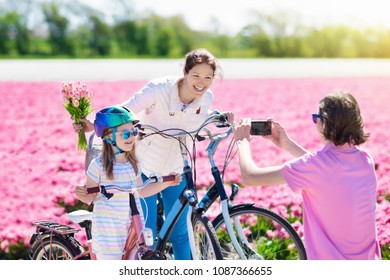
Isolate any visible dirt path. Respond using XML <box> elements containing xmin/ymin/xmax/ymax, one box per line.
<box><xmin>1</xmin><ymin>58</ymin><xmax>390</xmax><ymax>81</ymax></box>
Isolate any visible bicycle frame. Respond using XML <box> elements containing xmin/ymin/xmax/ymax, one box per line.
<box><xmin>139</xmin><ymin>116</ymin><xmax>227</xmax><ymax>260</ymax></box>
<box><xmin>196</xmin><ymin>126</ymin><xmax>260</xmax><ymax>259</ymax></box>
<box><xmin>151</xmin><ymin>135</ymin><xmax>200</xmax><ymax>259</ymax></box>
<box><xmin>175</xmin><ymin>114</ymin><xmax>306</xmax><ymax>260</ymax></box>
<box><xmin>140</xmin><ymin>112</ymin><xmax>254</xmax><ymax>259</ymax></box>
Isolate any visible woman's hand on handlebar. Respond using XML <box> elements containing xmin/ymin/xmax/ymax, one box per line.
<box><xmin>73</xmin><ymin>118</ymin><xmax>94</xmax><ymax>133</ymax></box>
<box><xmin>166</xmin><ymin>172</ymin><xmax>182</xmax><ymax>187</ymax></box>
<box><xmin>221</xmin><ymin>111</ymin><xmax>234</xmax><ymax>124</ymax></box>
<box><xmin>139</xmin><ymin>172</ymin><xmax>182</xmax><ymax>198</ymax></box>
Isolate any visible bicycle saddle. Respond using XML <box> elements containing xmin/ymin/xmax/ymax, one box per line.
<box><xmin>68</xmin><ymin>210</ymin><xmax>93</xmax><ymax>224</ymax></box>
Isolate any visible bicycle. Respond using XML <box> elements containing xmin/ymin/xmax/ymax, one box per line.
<box><xmin>29</xmin><ymin>174</ymin><xmax>175</xmax><ymax>260</ymax></box>
<box><xmin>145</xmin><ymin>111</ymin><xmax>307</xmax><ymax>260</ymax></box>
<box><xmin>197</xmin><ymin>114</ymin><xmax>307</xmax><ymax>260</ymax></box>
<box><xmin>136</xmin><ymin>128</ymin><xmax>223</xmax><ymax>260</ymax></box>
<box><xmin>29</xmin><ymin>134</ymin><xmax>223</xmax><ymax>260</ymax></box>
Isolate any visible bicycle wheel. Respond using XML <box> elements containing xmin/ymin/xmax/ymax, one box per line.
<box><xmin>192</xmin><ymin>213</ymin><xmax>223</xmax><ymax>260</ymax></box>
<box><xmin>212</xmin><ymin>204</ymin><xmax>307</xmax><ymax>260</ymax></box>
<box><xmin>30</xmin><ymin>235</ymin><xmax>83</xmax><ymax>260</ymax></box>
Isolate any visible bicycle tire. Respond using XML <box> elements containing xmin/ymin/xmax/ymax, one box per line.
<box><xmin>30</xmin><ymin>235</ymin><xmax>83</xmax><ymax>260</ymax></box>
<box><xmin>212</xmin><ymin>204</ymin><xmax>307</xmax><ymax>260</ymax></box>
<box><xmin>192</xmin><ymin>213</ymin><xmax>224</xmax><ymax>260</ymax></box>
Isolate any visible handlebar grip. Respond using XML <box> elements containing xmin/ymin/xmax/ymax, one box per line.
<box><xmin>214</xmin><ymin>112</ymin><xmax>230</xmax><ymax>127</ymax></box>
<box><xmin>135</xmin><ymin>123</ymin><xmax>144</xmax><ymax>130</ymax></box>
<box><xmin>138</xmin><ymin>131</ymin><xmax>147</xmax><ymax>140</ymax></box>
<box><xmin>218</xmin><ymin>114</ymin><xmax>228</xmax><ymax>122</ymax></box>
<box><xmin>87</xmin><ymin>186</ymin><xmax>100</xmax><ymax>194</ymax></box>
<box><xmin>162</xmin><ymin>175</ymin><xmax>176</xmax><ymax>182</ymax></box>
<box><xmin>216</xmin><ymin>122</ymin><xmax>230</xmax><ymax>128</ymax></box>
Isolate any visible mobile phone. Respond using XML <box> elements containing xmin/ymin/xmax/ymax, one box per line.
<box><xmin>250</xmin><ymin>120</ymin><xmax>272</xmax><ymax>136</ymax></box>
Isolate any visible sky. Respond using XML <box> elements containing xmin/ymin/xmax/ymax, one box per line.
<box><xmin>82</xmin><ymin>0</ymin><xmax>390</xmax><ymax>34</ymax></box>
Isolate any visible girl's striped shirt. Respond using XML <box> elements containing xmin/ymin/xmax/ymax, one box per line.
<box><xmin>87</xmin><ymin>156</ymin><xmax>144</xmax><ymax>256</ymax></box>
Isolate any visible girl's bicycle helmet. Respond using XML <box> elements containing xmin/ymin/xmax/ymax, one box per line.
<box><xmin>94</xmin><ymin>106</ymin><xmax>139</xmax><ymax>137</ymax></box>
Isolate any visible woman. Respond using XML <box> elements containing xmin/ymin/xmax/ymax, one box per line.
<box><xmin>74</xmin><ymin>48</ymin><xmax>233</xmax><ymax>260</ymax></box>
<box><xmin>233</xmin><ymin>92</ymin><xmax>381</xmax><ymax>260</ymax></box>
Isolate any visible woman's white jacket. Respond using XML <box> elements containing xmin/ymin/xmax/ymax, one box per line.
<box><xmin>121</xmin><ymin>76</ymin><xmax>214</xmax><ymax>176</ymax></box>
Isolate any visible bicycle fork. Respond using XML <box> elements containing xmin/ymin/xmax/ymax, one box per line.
<box><xmin>203</xmin><ymin>134</ymin><xmax>262</xmax><ymax>259</ymax></box>
<box><xmin>210</xmin><ymin>167</ymin><xmax>249</xmax><ymax>259</ymax></box>
<box><xmin>201</xmin><ymin>167</ymin><xmax>261</xmax><ymax>259</ymax></box>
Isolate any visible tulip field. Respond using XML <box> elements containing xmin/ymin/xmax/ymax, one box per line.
<box><xmin>0</xmin><ymin>77</ymin><xmax>389</xmax><ymax>259</ymax></box>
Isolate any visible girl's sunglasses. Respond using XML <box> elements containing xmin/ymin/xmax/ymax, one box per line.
<box><xmin>119</xmin><ymin>128</ymin><xmax>138</xmax><ymax>140</ymax></box>
<box><xmin>312</xmin><ymin>113</ymin><xmax>323</xmax><ymax>124</ymax></box>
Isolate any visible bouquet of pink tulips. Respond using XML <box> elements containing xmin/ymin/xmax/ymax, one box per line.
<box><xmin>62</xmin><ymin>81</ymin><xmax>93</xmax><ymax>151</ymax></box>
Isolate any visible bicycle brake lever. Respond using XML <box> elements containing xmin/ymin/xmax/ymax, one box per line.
<box><xmin>135</xmin><ymin>123</ymin><xmax>144</xmax><ymax>131</ymax></box>
<box><xmin>100</xmin><ymin>186</ymin><xmax>114</xmax><ymax>200</ymax></box>
<box><xmin>216</xmin><ymin>122</ymin><xmax>230</xmax><ymax>128</ymax></box>
<box><xmin>196</xmin><ymin>135</ymin><xmax>206</xmax><ymax>141</ymax></box>
<box><xmin>215</xmin><ymin>113</ymin><xmax>230</xmax><ymax>128</ymax></box>
<box><xmin>229</xmin><ymin>183</ymin><xmax>240</xmax><ymax>201</ymax></box>
<box><xmin>138</xmin><ymin>132</ymin><xmax>147</xmax><ymax>140</ymax></box>
<box><xmin>149</xmin><ymin>175</ymin><xmax>158</xmax><ymax>183</ymax></box>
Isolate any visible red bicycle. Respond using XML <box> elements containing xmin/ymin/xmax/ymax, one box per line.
<box><xmin>29</xmin><ymin>174</ymin><xmax>175</xmax><ymax>260</ymax></box>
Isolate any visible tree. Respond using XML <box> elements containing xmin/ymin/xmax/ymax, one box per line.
<box><xmin>238</xmin><ymin>24</ymin><xmax>272</xmax><ymax>57</ymax></box>
<box><xmin>11</xmin><ymin>12</ymin><xmax>30</xmax><ymax>55</ymax></box>
<box><xmin>155</xmin><ymin>26</ymin><xmax>173</xmax><ymax>56</ymax></box>
<box><xmin>0</xmin><ymin>15</ymin><xmax>10</xmax><ymax>54</ymax></box>
<box><xmin>0</xmin><ymin>11</ymin><xmax>30</xmax><ymax>55</ymax></box>
<box><xmin>168</xmin><ymin>15</ymin><xmax>195</xmax><ymax>56</ymax></box>
<box><xmin>134</xmin><ymin>21</ymin><xmax>150</xmax><ymax>55</ymax></box>
<box><xmin>42</xmin><ymin>3</ymin><xmax>74</xmax><ymax>56</ymax></box>
<box><xmin>306</xmin><ymin>26</ymin><xmax>350</xmax><ymax>57</ymax></box>
<box><xmin>88</xmin><ymin>14</ymin><xmax>112</xmax><ymax>56</ymax></box>
<box><xmin>113</xmin><ymin>19</ymin><xmax>137</xmax><ymax>55</ymax></box>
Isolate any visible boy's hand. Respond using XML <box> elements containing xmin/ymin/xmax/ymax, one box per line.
<box><xmin>233</xmin><ymin>118</ymin><xmax>252</xmax><ymax>143</ymax></box>
<box><xmin>264</xmin><ymin>118</ymin><xmax>289</xmax><ymax>149</ymax></box>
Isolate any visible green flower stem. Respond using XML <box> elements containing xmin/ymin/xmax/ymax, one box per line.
<box><xmin>77</xmin><ymin>130</ymin><xmax>88</xmax><ymax>151</ymax></box>
<box><xmin>64</xmin><ymin>97</ymin><xmax>93</xmax><ymax>152</ymax></box>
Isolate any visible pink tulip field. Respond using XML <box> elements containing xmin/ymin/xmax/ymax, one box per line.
<box><xmin>0</xmin><ymin>77</ymin><xmax>389</xmax><ymax>259</ymax></box>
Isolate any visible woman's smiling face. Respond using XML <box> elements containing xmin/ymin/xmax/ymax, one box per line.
<box><xmin>183</xmin><ymin>63</ymin><xmax>214</xmax><ymax>98</ymax></box>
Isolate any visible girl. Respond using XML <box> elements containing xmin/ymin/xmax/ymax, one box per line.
<box><xmin>233</xmin><ymin>92</ymin><xmax>381</xmax><ymax>260</ymax></box>
<box><xmin>75</xmin><ymin>105</ymin><xmax>181</xmax><ymax>260</ymax></box>
<box><xmin>74</xmin><ymin>49</ymin><xmax>234</xmax><ymax>259</ymax></box>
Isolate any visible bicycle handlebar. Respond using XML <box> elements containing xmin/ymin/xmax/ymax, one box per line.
<box><xmin>196</xmin><ymin>126</ymin><xmax>232</xmax><ymax>142</ymax></box>
<box><xmin>86</xmin><ymin>175</ymin><xmax>176</xmax><ymax>199</ymax></box>
<box><xmin>137</xmin><ymin>111</ymin><xmax>231</xmax><ymax>141</ymax></box>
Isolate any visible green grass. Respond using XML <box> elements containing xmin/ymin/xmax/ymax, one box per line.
<box><xmin>1</xmin><ymin>199</ymin><xmax>389</xmax><ymax>260</ymax></box>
